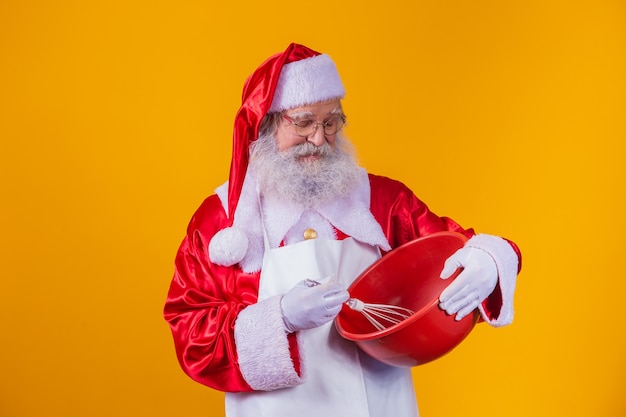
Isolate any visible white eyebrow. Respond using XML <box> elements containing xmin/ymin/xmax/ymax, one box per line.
<box><xmin>287</xmin><ymin>110</ymin><xmax>314</xmax><ymax>119</ymax></box>
<box><xmin>287</xmin><ymin>107</ymin><xmax>343</xmax><ymax>119</ymax></box>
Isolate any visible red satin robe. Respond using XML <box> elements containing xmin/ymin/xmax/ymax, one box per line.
<box><xmin>163</xmin><ymin>174</ymin><xmax>521</xmax><ymax>392</ymax></box>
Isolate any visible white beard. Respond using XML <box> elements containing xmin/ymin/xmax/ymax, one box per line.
<box><xmin>249</xmin><ymin>135</ymin><xmax>362</xmax><ymax>208</ymax></box>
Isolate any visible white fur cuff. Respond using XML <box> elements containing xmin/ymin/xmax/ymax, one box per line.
<box><xmin>466</xmin><ymin>234</ymin><xmax>519</xmax><ymax>327</ymax></box>
<box><xmin>234</xmin><ymin>295</ymin><xmax>303</xmax><ymax>390</ymax></box>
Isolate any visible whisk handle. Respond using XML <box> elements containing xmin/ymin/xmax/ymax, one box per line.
<box><xmin>346</xmin><ymin>298</ymin><xmax>365</xmax><ymax>312</ymax></box>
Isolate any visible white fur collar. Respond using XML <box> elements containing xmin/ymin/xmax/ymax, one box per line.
<box><xmin>213</xmin><ymin>169</ymin><xmax>391</xmax><ymax>273</ymax></box>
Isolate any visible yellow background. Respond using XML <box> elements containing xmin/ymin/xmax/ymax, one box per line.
<box><xmin>1</xmin><ymin>1</ymin><xmax>624</xmax><ymax>416</ymax></box>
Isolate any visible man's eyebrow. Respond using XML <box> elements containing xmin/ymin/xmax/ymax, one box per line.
<box><xmin>287</xmin><ymin>110</ymin><xmax>314</xmax><ymax>119</ymax></box>
<box><xmin>288</xmin><ymin>108</ymin><xmax>343</xmax><ymax>119</ymax></box>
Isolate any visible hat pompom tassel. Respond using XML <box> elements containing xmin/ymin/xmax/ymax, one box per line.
<box><xmin>208</xmin><ymin>226</ymin><xmax>249</xmax><ymax>267</ymax></box>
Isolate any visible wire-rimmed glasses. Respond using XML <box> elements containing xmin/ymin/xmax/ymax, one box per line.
<box><xmin>282</xmin><ymin>113</ymin><xmax>346</xmax><ymax>137</ymax></box>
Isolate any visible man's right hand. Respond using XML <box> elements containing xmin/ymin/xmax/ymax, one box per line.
<box><xmin>280</xmin><ymin>279</ymin><xmax>349</xmax><ymax>333</ymax></box>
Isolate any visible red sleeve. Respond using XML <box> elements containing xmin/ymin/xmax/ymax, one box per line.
<box><xmin>368</xmin><ymin>174</ymin><xmax>521</xmax><ymax>321</ymax></box>
<box><xmin>367</xmin><ymin>174</ymin><xmax>475</xmax><ymax>248</ymax></box>
<box><xmin>163</xmin><ymin>195</ymin><xmax>261</xmax><ymax>392</ymax></box>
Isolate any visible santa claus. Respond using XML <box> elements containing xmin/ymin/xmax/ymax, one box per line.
<box><xmin>164</xmin><ymin>43</ymin><xmax>521</xmax><ymax>417</ymax></box>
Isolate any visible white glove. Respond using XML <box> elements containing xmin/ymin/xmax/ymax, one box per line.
<box><xmin>439</xmin><ymin>247</ymin><xmax>498</xmax><ymax>321</ymax></box>
<box><xmin>280</xmin><ymin>279</ymin><xmax>349</xmax><ymax>333</ymax></box>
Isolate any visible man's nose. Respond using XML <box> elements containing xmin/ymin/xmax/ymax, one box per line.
<box><xmin>306</xmin><ymin>124</ymin><xmax>326</xmax><ymax>146</ymax></box>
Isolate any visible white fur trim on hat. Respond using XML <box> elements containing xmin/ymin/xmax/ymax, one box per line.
<box><xmin>269</xmin><ymin>54</ymin><xmax>345</xmax><ymax>112</ymax></box>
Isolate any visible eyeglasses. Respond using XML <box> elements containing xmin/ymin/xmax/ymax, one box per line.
<box><xmin>281</xmin><ymin>113</ymin><xmax>346</xmax><ymax>137</ymax></box>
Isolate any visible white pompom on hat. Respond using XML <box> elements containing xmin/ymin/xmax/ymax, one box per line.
<box><xmin>208</xmin><ymin>43</ymin><xmax>346</xmax><ymax>270</ymax></box>
<box><xmin>208</xmin><ymin>227</ymin><xmax>249</xmax><ymax>268</ymax></box>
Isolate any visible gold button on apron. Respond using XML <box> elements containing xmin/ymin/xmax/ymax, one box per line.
<box><xmin>303</xmin><ymin>228</ymin><xmax>317</xmax><ymax>240</ymax></box>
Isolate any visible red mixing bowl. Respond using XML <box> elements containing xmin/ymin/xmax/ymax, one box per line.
<box><xmin>335</xmin><ymin>231</ymin><xmax>480</xmax><ymax>367</ymax></box>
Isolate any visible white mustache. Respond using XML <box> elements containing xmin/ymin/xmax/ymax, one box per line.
<box><xmin>288</xmin><ymin>142</ymin><xmax>333</xmax><ymax>158</ymax></box>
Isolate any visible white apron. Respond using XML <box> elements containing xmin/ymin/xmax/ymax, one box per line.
<box><xmin>226</xmin><ymin>233</ymin><xmax>419</xmax><ymax>417</ymax></box>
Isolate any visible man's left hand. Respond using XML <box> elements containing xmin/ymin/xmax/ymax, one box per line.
<box><xmin>439</xmin><ymin>247</ymin><xmax>498</xmax><ymax>321</ymax></box>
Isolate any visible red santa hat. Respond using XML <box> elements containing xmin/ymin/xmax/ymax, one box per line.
<box><xmin>209</xmin><ymin>43</ymin><xmax>346</xmax><ymax>268</ymax></box>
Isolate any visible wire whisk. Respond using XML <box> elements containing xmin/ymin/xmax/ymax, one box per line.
<box><xmin>345</xmin><ymin>297</ymin><xmax>415</xmax><ymax>331</ymax></box>
<box><xmin>303</xmin><ymin>278</ymin><xmax>415</xmax><ymax>331</ymax></box>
